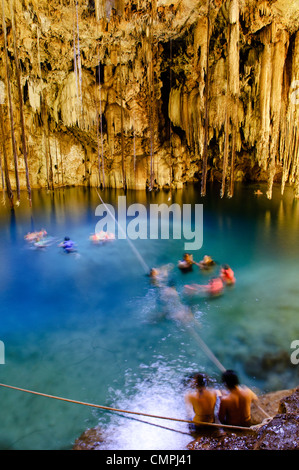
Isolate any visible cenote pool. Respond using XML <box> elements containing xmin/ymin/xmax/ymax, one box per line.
<box><xmin>0</xmin><ymin>182</ymin><xmax>298</xmax><ymax>450</ymax></box>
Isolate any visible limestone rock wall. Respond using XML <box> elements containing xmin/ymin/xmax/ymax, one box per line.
<box><xmin>0</xmin><ymin>0</ymin><xmax>298</xmax><ymax>205</ymax></box>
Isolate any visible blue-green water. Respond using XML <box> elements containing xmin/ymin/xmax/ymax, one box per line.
<box><xmin>0</xmin><ymin>183</ymin><xmax>298</xmax><ymax>450</ymax></box>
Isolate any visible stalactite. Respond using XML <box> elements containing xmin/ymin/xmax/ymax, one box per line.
<box><xmin>0</xmin><ymin>146</ymin><xmax>5</xmax><ymax>202</ymax></box>
<box><xmin>133</xmin><ymin>124</ymin><xmax>136</xmax><ymax>175</ymax></box>
<box><xmin>293</xmin><ymin>129</ymin><xmax>299</xmax><ymax>197</ymax></box>
<box><xmin>148</xmin><ymin>6</ymin><xmax>155</xmax><ymax>190</ymax></box>
<box><xmin>98</xmin><ymin>55</ymin><xmax>105</xmax><ymax>188</ymax></box>
<box><xmin>59</xmin><ymin>140</ymin><xmax>64</xmax><ymax>188</ymax></box>
<box><xmin>0</xmin><ymin>104</ymin><xmax>14</xmax><ymax>208</ymax></box>
<box><xmin>37</xmin><ymin>27</ymin><xmax>51</xmax><ymax>190</ymax></box>
<box><xmin>75</xmin><ymin>0</ymin><xmax>84</xmax><ymax>126</ymax></box>
<box><xmin>227</xmin><ymin>0</ymin><xmax>240</xmax><ymax>199</ymax></box>
<box><xmin>73</xmin><ymin>10</ymin><xmax>80</xmax><ymax>125</ymax></box>
<box><xmin>47</xmin><ymin>134</ymin><xmax>54</xmax><ymax>190</ymax></box>
<box><xmin>267</xmin><ymin>29</ymin><xmax>289</xmax><ymax>199</ymax></box>
<box><xmin>221</xmin><ymin>102</ymin><xmax>229</xmax><ymax>198</ymax></box>
<box><xmin>201</xmin><ymin>0</ymin><xmax>210</xmax><ymax>197</ymax></box>
<box><xmin>289</xmin><ymin>126</ymin><xmax>298</xmax><ymax>185</ymax></box>
<box><xmin>9</xmin><ymin>0</ymin><xmax>32</xmax><ymax>205</ymax></box>
<box><xmin>94</xmin><ymin>78</ymin><xmax>102</xmax><ymax>187</ymax></box>
<box><xmin>55</xmin><ymin>138</ymin><xmax>60</xmax><ymax>187</ymax></box>
<box><xmin>258</xmin><ymin>26</ymin><xmax>272</xmax><ymax>180</ymax></box>
<box><xmin>169</xmin><ymin>37</ymin><xmax>173</xmax><ymax>186</ymax></box>
<box><xmin>119</xmin><ymin>42</ymin><xmax>126</xmax><ymax>191</ymax></box>
<box><xmin>228</xmin><ymin>124</ymin><xmax>236</xmax><ymax>197</ymax></box>
<box><xmin>2</xmin><ymin>0</ymin><xmax>20</xmax><ymax>203</ymax></box>
<box><xmin>280</xmin><ymin>119</ymin><xmax>290</xmax><ymax>195</ymax></box>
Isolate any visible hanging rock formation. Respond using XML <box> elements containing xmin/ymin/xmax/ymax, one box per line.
<box><xmin>0</xmin><ymin>0</ymin><xmax>298</xmax><ymax>203</ymax></box>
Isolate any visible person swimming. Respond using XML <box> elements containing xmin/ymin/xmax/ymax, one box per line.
<box><xmin>220</xmin><ymin>264</ymin><xmax>236</xmax><ymax>285</ymax></box>
<box><xmin>178</xmin><ymin>253</ymin><xmax>194</xmax><ymax>272</ymax></box>
<box><xmin>25</xmin><ymin>230</ymin><xmax>47</xmax><ymax>243</ymax></box>
<box><xmin>198</xmin><ymin>255</ymin><xmax>216</xmax><ymax>271</ymax></box>
<box><xmin>149</xmin><ymin>264</ymin><xmax>174</xmax><ymax>287</ymax></box>
<box><xmin>33</xmin><ymin>236</ymin><xmax>55</xmax><ymax>249</ymax></box>
<box><xmin>90</xmin><ymin>231</ymin><xmax>115</xmax><ymax>244</ymax></box>
<box><xmin>59</xmin><ymin>237</ymin><xmax>76</xmax><ymax>253</ymax></box>
<box><xmin>184</xmin><ymin>277</ymin><xmax>224</xmax><ymax>297</ymax></box>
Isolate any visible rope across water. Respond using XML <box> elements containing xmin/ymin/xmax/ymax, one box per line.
<box><xmin>0</xmin><ymin>382</ymin><xmax>257</xmax><ymax>432</ymax></box>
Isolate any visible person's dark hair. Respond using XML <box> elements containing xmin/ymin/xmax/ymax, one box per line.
<box><xmin>222</xmin><ymin>264</ymin><xmax>229</xmax><ymax>270</ymax></box>
<box><xmin>64</xmin><ymin>237</ymin><xmax>70</xmax><ymax>241</ymax></box>
<box><xmin>194</xmin><ymin>373</ymin><xmax>208</xmax><ymax>388</ymax></box>
<box><xmin>222</xmin><ymin>369</ymin><xmax>239</xmax><ymax>389</ymax></box>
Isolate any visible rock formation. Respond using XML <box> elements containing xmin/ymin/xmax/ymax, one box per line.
<box><xmin>72</xmin><ymin>386</ymin><xmax>299</xmax><ymax>450</ymax></box>
<box><xmin>0</xmin><ymin>0</ymin><xmax>298</xmax><ymax>206</ymax></box>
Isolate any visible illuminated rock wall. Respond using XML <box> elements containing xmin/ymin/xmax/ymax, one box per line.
<box><xmin>0</xmin><ymin>0</ymin><xmax>298</xmax><ymax>204</ymax></box>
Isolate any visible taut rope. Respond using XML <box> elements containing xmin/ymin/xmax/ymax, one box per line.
<box><xmin>0</xmin><ymin>382</ymin><xmax>256</xmax><ymax>432</ymax></box>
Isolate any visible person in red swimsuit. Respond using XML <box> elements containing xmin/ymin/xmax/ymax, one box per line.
<box><xmin>220</xmin><ymin>264</ymin><xmax>236</xmax><ymax>285</ymax></box>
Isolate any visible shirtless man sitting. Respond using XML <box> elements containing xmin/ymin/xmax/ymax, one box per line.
<box><xmin>218</xmin><ymin>370</ymin><xmax>258</xmax><ymax>427</ymax></box>
<box><xmin>185</xmin><ymin>373</ymin><xmax>220</xmax><ymax>427</ymax></box>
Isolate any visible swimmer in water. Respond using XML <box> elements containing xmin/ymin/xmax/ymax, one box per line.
<box><xmin>149</xmin><ymin>264</ymin><xmax>174</xmax><ymax>286</ymax></box>
<box><xmin>25</xmin><ymin>230</ymin><xmax>47</xmax><ymax>243</ymax></box>
<box><xmin>178</xmin><ymin>253</ymin><xmax>195</xmax><ymax>272</ymax></box>
<box><xmin>198</xmin><ymin>255</ymin><xmax>216</xmax><ymax>271</ymax></box>
<box><xmin>220</xmin><ymin>264</ymin><xmax>236</xmax><ymax>285</ymax></box>
<box><xmin>185</xmin><ymin>373</ymin><xmax>221</xmax><ymax>429</ymax></box>
<box><xmin>33</xmin><ymin>236</ymin><xmax>55</xmax><ymax>249</ymax></box>
<box><xmin>184</xmin><ymin>277</ymin><xmax>224</xmax><ymax>297</ymax></box>
<box><xmin>59</xmin><ymin>236</ymin><xmax>76</xmax><ymax>253</ymax></box>
<box><xmin>90</xmin><ymin>231</ymin><xmax>115</xmax><ymax>244</ymax></box>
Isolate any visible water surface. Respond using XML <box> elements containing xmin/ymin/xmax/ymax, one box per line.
<box><xmin>0</xmin><ymin>183</ymin><xmax>298</xmax><ymax>450</ymax></box>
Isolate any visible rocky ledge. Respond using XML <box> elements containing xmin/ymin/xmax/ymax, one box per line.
<box><xmin>73</xmin><ymin>386</ymin><xmax>299</xmax><ymax>450</ymax></box>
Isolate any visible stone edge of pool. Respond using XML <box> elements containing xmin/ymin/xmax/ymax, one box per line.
<box><xmin>72</xmin><ymin>386</ymin><xmax>299</xmax><ymax>451</ymax></box>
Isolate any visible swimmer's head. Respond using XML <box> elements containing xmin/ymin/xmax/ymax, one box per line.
<box><xmin>222</xmin><ymin>264</ymin><xmax>230</xmax><ymax>270</ymax></box>
<box><xmin>64</xmin><ymin>237</ymin><xmax>70</xmax><ymax>241</ymax></box>
<box><xmin>222</xmin><ymin>369</ymin><xmax>239</xmax><ymax>389</ymax></box>
<box><xmin>149</xmin><ymin>268</ymin><xmax>158</xmax><ymax>277</ymax></box>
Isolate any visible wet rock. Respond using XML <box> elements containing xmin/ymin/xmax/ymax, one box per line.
<box><xmin>73</xmin><ymin>427</ymin><xmax>104</xmax><ymax>450</ymax></box>
<box><xmin>254</xmin><ymin>414</ymin><xmax>299</xmax><ymax>450</ymax></box>
<box><xmin>187</xmin><ymin>387</ymin><xmax>299</xmax><ymax>450</ymax></box>
<box><xmin>278</xmin><ymin>388</ymin><xmax>299</xmax><ymax>414</ymax></box>
<box><xmin>188</xmin><ymin>431</ymin><xmax>257</xmax><ymax>450</ymax></box>
<box><xmin>73</xmin><ymin>387</ymin><xmax>299</xmax><ymax>450</ymax></box>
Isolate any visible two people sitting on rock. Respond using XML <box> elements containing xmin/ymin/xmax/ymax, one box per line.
<box><xmin>185</xmin><ymin>370</ymin><xmax>258</xmax><ymax>431</ymax></box>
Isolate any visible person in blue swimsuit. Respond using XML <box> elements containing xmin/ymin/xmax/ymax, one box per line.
<box><xmin>59</xmin><ymin>237</ymin><xmax>76</xmax><ymax>253</ymax></box>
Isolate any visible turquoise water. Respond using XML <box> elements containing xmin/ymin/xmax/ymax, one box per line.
<box><xmin>0</xmin><ymin>183</ymin><xmax>298</xmax><ymax>450</ymax></box>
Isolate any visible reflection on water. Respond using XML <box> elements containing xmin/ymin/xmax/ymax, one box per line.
<box><xmin>0</xmin><ymin>183</ymin><xmax>299</xmax><ymax>449</ymax></box>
